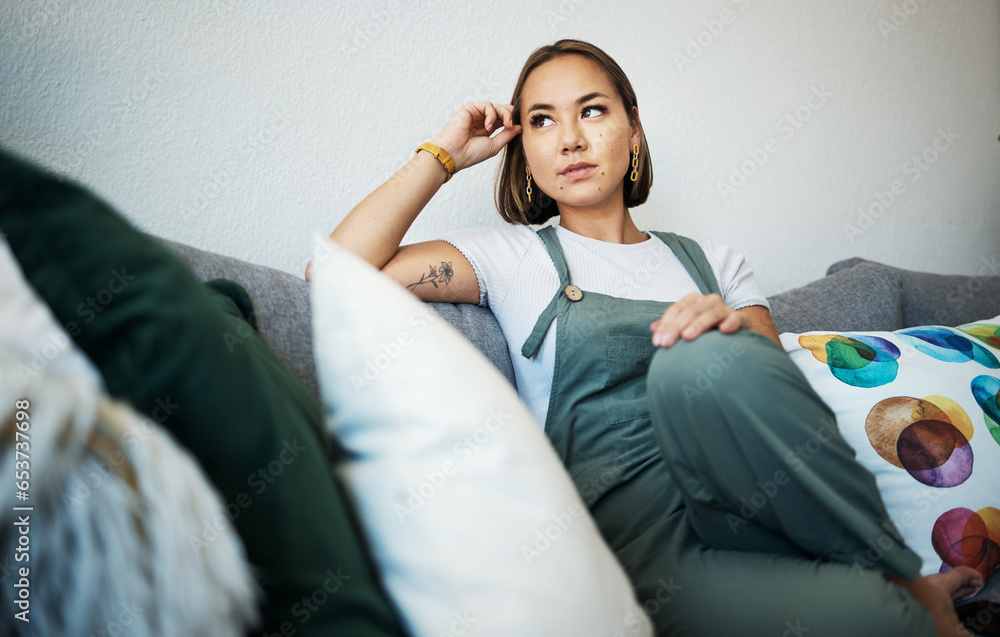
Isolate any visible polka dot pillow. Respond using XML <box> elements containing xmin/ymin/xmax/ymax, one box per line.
<box><xmin>781</xmin><ymin>316</ymin><xmax>1000</xmax><ymax>581</ymax></box>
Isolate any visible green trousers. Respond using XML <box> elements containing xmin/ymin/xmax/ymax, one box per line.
<box><xmin>636</xmin><ymin>330</ymin><xmax>935</xmax><ymax>636</ymax></box>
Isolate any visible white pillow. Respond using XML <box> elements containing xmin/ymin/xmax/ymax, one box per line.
<box><xmin>310</xmin><ymin>239</ymin><xmax>652</xmax><ymax>637</ymax></box>
<box><xmin>781</xmin><ymin>317</ymin><xmax>1000</xmax><ymax>580</ymax></box>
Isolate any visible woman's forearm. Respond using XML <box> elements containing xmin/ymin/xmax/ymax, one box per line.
<box><xmin>320</xmin><ymin>102</ymin><xmax>519</xmax><ymax>277</ymax></box>
<box><xmin>330</xmin><ymin>148</ymin><xmax>449</xmax><ymax>270</ymax></box>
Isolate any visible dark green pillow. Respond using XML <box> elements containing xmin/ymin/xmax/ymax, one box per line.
<box><xmin>0</xmin><ymin>149</ymin><xmax>405</xmax><ymax>637</ymax></box>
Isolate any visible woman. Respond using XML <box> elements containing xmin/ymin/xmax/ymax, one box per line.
<box><xmin>310</xmin><ymin>39</ymin><xmax>979</xmax><ymax>636</ymax></box>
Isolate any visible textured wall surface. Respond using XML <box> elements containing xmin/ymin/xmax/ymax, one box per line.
<box><xmin>1</xmin><ymin>1</ymin><xmax>998</xmax><ymax>295</ymax></box>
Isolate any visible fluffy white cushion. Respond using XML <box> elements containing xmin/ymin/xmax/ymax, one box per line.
<box><xmin>0</xmin><ymin>366</ymin><xmax>259</xmax><ymax>636</ymax></box>
<box><xmin>782</xmin><ymin>317</ymin><xmax>1000</xmax><ymax>580</ymax></box>
<box><xmin>310</xmin><ymin>239</ymin><xmax>652</xmax><ymax>637</ymax></box>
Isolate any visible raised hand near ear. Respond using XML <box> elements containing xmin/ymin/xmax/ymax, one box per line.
<box><xmin>430</xmin><ymin>102</ymin><xmax>522</xmax><ymax>175</ymax></box>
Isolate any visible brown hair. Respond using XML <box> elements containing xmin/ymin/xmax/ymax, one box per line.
<box><xmin>495</xmin><ymin>39</ymin><xmax>653</xmax><ymax>225</ymax></box>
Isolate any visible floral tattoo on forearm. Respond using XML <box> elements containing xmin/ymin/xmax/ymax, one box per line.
<box><xmin>407</xmin><ymin>261</ymin><xmax>454</xmax><ymax>290</ymax></box>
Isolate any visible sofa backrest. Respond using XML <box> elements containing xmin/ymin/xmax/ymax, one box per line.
<box><xmin>767</xmin><ymin>262</ymin><xmax>905</xmax><ymax>334</ymax></box>
<box><xmin>164</xmin><ymin>239</ymin><xmax>1000</xmax><ymax>403</ymax></box>
<box><xmin>826</xmin><ymin>257</ymin><xmax>1000</xmax><ymax>329</ymax></box>
<box><xmin>161</xmin><ymin>238</ymin><xmax>517</xmax><ymax>400</ymax></box>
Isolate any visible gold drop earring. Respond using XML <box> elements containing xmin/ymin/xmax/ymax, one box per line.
<box><xmin>525</xmin><ymin>165</ymin><xmax>533</xmax><ymax>203</ymax></box>
<box><xmin>630</xmin><ymin>144</ymin><xmax>639</xmax><ymax>183</ymax></box>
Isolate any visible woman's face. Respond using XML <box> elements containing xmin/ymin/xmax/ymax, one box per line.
<box><xmin>519</xmin><ymin>54</ymin><xmax>640</xmax><ymax>215</ymax></box>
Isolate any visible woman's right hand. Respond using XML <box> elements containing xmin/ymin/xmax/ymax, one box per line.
<box><xmin>430</xmin><ymin>102</ymin><xmax>522</xmax><ymax>174</ymax></box>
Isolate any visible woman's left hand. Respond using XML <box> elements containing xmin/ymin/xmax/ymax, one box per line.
<box><xmin>649</xmin><ymin>293</ymin><xmax>750</xmax><ymax>348</ymax></box>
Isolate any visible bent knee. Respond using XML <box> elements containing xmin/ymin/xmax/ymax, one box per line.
<box><xmin>648</xmin><ymin>330</ymin><xmax>774</xmax><ymax>390</ymax></box>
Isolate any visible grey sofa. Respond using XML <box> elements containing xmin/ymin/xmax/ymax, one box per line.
<box><xmin>163</xmin><ymin>238</ymin><xmax>1000</xmax><ymax>404</ymax></box>
<box><xmin>162</xmin><ymin>238</ymin><xmax>1000</xmax><ymax>635</ymax></box>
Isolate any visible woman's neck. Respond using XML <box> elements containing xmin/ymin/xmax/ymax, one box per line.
<box><xmin>557</xmin><ymin>206</ymin><xmax>648</xmax><ymax>245</ymax></box>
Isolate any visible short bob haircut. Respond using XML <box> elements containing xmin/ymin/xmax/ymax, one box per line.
<box><xmin>495</xmin><ymin>39</ymin><xmax>653</xmax><ymax>225</ymax></box>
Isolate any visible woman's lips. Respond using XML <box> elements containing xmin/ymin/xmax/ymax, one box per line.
<box><xmin>560</xmin><ymin>165</ymin><xmax>597</xmax><ymax>181</ymax></box>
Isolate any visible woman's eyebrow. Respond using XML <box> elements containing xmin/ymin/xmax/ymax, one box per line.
<box><xmin>527</xmin><ymin>92</ymin><xmax>610</xmax><ymax>114</ymax></box>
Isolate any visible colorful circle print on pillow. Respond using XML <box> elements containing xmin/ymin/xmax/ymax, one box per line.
<box><xmin>865</xmin><ymin>395</ymin><xmax>974</xmax><ymax>488</ymax></box>
<box><xmin>971</xmin><ymin>374</ymin><xmax>1000</xmax><ymax>446</ymax></box>
<box><xmin>897</xmin><ymin>326</ymin><xmax>999</xmax><ymax>368</ymax></box>
<box><xmin>782</xmin><ymin>315</ymin><xmax>1000</xmax><ymax>577</ymax></box>
<box><xmin>932</xmin><ymin>506</ymin><xmax>1000</xmax><ymax>581</ymax></box>
<box><xmin>797</xmin><ymin>334</ymin><xmax>901</xmax><ymax>387</ymax></box>
<box><xmin>957</xmin><ymin>322</ymin><xmax>1000</xmax><ymax>350</ymax></box>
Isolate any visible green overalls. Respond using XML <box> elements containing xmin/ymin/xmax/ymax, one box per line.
<box><xmin>522</xmin><ymin>226</ymin><xmax>936</xmax><ymax>636</ymax></box>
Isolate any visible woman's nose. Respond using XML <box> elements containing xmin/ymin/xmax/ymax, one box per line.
<box><xmin>560</xmin><ymin>120</ymin><xmax>586</xmax><ymax>152</ymax></box>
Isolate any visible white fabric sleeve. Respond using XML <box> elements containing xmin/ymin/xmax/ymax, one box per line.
<box><xmin>698</xmin><ymin>239</ymin><xmax>771</xmax><ymax>312</ymax></box>
<box><xmin>437</xmin><ymin>225</ymin><xmax>537</xmax><ymax>309</ymax></box>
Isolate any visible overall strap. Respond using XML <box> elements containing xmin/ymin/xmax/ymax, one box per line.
<box><xmin>521</xmin><ymin>226</ymin><xmax>570</xmax><ymax>359</ymax></box>
<box><xmin>649</xmin><ymin>231</ymin><xmax>722</xmax><ymax>296</ymax></box>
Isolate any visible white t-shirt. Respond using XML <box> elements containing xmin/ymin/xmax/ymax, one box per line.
<box><xmin>441</xmin><ymin>222</ymin><xmax>769</xmax><ymax>430</ymax></box>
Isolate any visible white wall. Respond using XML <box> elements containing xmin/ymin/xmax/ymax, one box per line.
<box><xmin>1</xmin><ymin>0</ymin><xmax>998</xmax><ymax>295</ymax></box>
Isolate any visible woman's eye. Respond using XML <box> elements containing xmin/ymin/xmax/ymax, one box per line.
<box><xmin>529</xmin><ymin>106</ymin><xmax>604</xmax><ymax>128</ymax></box>
<box><xmin>529</xmin><ymin>114</ymin><xmax>553</xmax><ymax>128</ymax></box>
